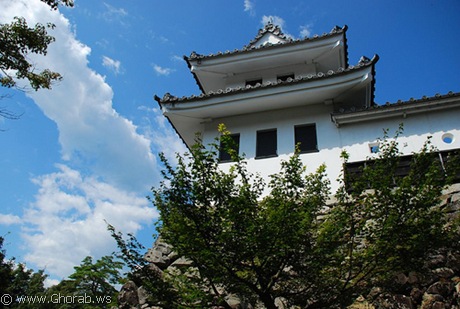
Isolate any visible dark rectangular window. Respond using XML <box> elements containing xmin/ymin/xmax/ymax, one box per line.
<box><xmin>219</xmin><ymin>134</ymin><xmax>240</xmax><ymax>162</ymax></box>
<box><xmin>295</xmin><ymin>124</ymin><xmax>318</xmax><ymax>153</ymax></box>
<box><xmin>245</xmin><ymin>78</ymin><xmax>262</xmax><ymax>87</ymax></box>
<box><xmin>277</xmin><ymin>73</ymin><xmax>295</xmax><ymax>82</ymax></box>
<box><xmin>256</xmin><ymin>129</ymin><xmax>277</xmax><ymax>158</ymax></box>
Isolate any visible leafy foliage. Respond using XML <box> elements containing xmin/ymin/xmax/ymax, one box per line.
<box><xmin>0</xmin><ymin>0</ymin><xmax>73</xmax><ymax>120</ymax></box>
<box><xmin>150</xmin><ymin>125</ymin><xmax>333</xmax><ymax>308</ymax></box>
<box><xmin>68</xmin><ymin>256</ymin><xmax>123</xmax><ymax>298</ymax></box>
<box><xmin>114</xmin><ymin>125</ymin><xmax>459</xmax><ymax>308</ymax></box>
<box><xmin>0</xmin><ymin>236</ymin><xmax>12</xmax><ymax>292</ymax></box>
<box><xmin>1</xmin><ymin>236</ymin><xmax>123</xmax><ymax>308</ymax></box>
<box><xmin>0</xmin><ymin>236</ymin><xmax>48</xmax><ymax>309</ymax></box>
<box><xmin>0</xmin><ymin>0</ymin><xmax>73</xmax><ymax>91</ymax></box>
<box><xmin>320</xmin><ymin>126</ymin><xmax>459</xmax><ymax>304</ymax></box>
<box><xmin>43</xmin><ymin>255</ymin><xmax>123</xmax><ymax>309</ymax></box>
<box><xmin>107</xmin><ymin>223</ymin><xmax>180</xmax><ymax>308</ymax></box>
<box><xmin>349</xmin><ymin>129</ymin><xmax>450</xmax><ymax>249</ymax></box>
<box><xmin>40</xmin><ymin>0</ymin><xmax>74</xmax><ymax>10</ymax></box>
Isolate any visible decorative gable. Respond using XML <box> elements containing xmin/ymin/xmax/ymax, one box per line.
<box><xmin>244</xmin><ymin>22</ymin><xmax>291</xmax><ymax>49</ymax></box>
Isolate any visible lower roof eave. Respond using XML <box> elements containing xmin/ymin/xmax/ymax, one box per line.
<box><xmin>161</xmin><ymin>66</ymin><xmax>373</xmax><ymax>120</ymax></box>
<box><xmin>331</xmin><ymin>94</ymin><xmax>460</xmax><ymax>127</ymax></box>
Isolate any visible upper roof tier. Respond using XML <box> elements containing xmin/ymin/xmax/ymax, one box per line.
<box><xmin>156</xmin><ymin>55</ymin><xmax>378</xmax><ymax>147</ymax></box>
<box><xmin>184</xmin><ymin>24</ymin><xmax>349</xmax><ymax>94</ymax></box>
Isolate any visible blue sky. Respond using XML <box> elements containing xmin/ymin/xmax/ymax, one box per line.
<box><xmin>1</xmin><ymin>0</ymin><xmax>459</xmax><ymax>285</ymax></box>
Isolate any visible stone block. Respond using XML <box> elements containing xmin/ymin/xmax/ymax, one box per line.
<box><xmin>410</xmin><ymin>288</ymin><xmax>424</xmax><ymax>304</ymax></box>
<box><xmin>431</xmin><ymin>301</ymin><xmax>446</xmax><ymax>309</ymax></box>
<box><xmin>451</xmin><ymin>193</ymin><xmax>460</xmax><ymax>203</ymax></box>
<box><xmin>169</xmin><ymin>256</ymin><xmax>193</xmax><ymax>268</ymax></box>
<box><xmin>421</xmin><ymin>293</ymin><xmax>444</xmax><ymax>309</ymax></box>
<box><xmin>395</xmin><ymin>273</ymin><xmax>408</xmax><ymax>285</ymax></box>
<box><xmin>144</xmin><ymin>238</ymin><xmax>175</xmax><ymax>269</ymax></box>
<box><xmin>427</xmin><ymin>254</ymin><xmax>446</xmax><ymax>268</ymax></box>
<box><xmin>393</xmin><ymin>294</ymin><xmax>414</xmax><ymax>309</ymax></box>
<box><xmin>408</xmin><ymin>272</ymin><xmax>420</xmax><ymax>284</ymax></box>
<box><xmin>442</xmin><ymin>183</ymin><xmax>460</xmax><ymax>196</ymax></box>
<box><xmin>433</xmin><ymin>267</ymin><xmax>455</xmax><ymax>279</ymax></box>
<box><xmin>137</xmin><ymin>286</ymin><xmax>149</xmax><ymax>305</ymax></box>
<box><xmin>118</xmin><ymin>281</ymin><xmax>139</xmax><ymax>309</ymax></box>
<box><xmin>426</xmin><ymin>282</ymin><xmax>453</xmax><ymax>298</ymax></box>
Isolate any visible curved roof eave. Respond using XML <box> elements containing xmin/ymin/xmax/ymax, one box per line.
<box><xmin>331</xmin><ymin>91</ymin><xmax>460</xmax><ymax>126</ymax></box>
<box><xmin>156</xmin><ymin>54</ymin><xmax>378</xmax><ymax>107</ymax></box>
<box><xmin>185</xmin><ymin>25</ymin><xmax>348</xmax><ymax>62</ymax></box>
<box><xmin>183</xmin><ymin>25</ymin><xmax>349</xmax><ymax>94</ymax></box>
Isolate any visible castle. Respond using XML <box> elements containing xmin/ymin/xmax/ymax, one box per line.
<box><xmin>155</xmin><ymin>23</ymin><xmax>460</xmax><ymax>192</ymax></box>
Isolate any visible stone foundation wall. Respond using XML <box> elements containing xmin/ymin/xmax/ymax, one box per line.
<box><xmin>117</xmin><ymin>184</ymin><xmax>460</xmax><ymax>309</ymax></box>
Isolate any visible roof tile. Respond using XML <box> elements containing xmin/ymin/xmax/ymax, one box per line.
<box><xmin>155</xmin><ymin>56</ymin><xmax>377</xmax><ymax>104</ymax></box>
<box><xmin>334</xmin><ymin>91</ymin><xmax>460</xmax><ymax>115</ymax></box>
<box><xmin>186</xmin><ymin>25</ymin><xmax>347</xmax><ymax>61</ymax></box>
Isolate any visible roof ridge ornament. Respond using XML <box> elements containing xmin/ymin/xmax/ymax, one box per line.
<box><xmin>331</xmin><ymin>25</ymin><xmax>342</xmax><ymax>33</ymax></box>
<box><xmin>358</xmin><ymin>56</ymin><xmax>371</xmax><ymax>65</ymax></box>
<box><xmin>244</xmin><ymin>22</ymin><xmax>292</xmax><ymax>50</ymax></box>
<box><xmin>263</xmin><ymin>20</ymin><xmax>280</xmax><ymax>34</ymax></box>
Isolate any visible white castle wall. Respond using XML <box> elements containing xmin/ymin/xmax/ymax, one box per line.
<box><xmin>203</xmin><ymin>103</ymin><xmax>459</xmax><ymax>193</ymax></box>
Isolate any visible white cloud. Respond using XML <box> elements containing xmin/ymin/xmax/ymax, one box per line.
<box><xmin>171</xmin><ymin>55</ymin><xmax>183</xmax><ymax>62</ymax></box>
<box><xmin>0</xmin><ymin>0</ymin><xmax>158</xmax><ymax>192</ymax></box>
<box><xmin>244</xmin><ymin>0</ymin><xmax>255</xmax><ymax>16</ymax></box>
<box><xmin>102</xmin><ymin>2</ymin><xmax>128</xmax><ymax>22</ymax></box>
<box><xmin>153</xmin><ymin>64</ymin><xmax>174</xmax><ymax>76</ymax></box>
<box><xmin>102</xmin><ymin>55</ymin><xmax>122</xmax><ymax>74</ymax></box>
<box><xmin>0</xmin><ymin>0</ymin><xmax>162</xmax><ymax>279</ymax></box>
<box><xmin>23</xmin><ymin>164</ymin><xmax>157</xmax><ymax>278</ymax></box>
<box><xmin>261</xmin><ymin>15</ymin><xmax>293</xmax><ymax>39</ymax></box>
<box><xmin>261</xmin><ymin>15</ymin><xmax>286</xmax><ymax>30</ymax></box>
<box><xmin>146</xmin><ymin>30</ymin><xmax>170</xmax><ymax>45</ymax></box>
<box><xmin>138</xmin><ymin>106</ymin><xmax>187</xmax><ymax>164</ymax></box>
<box><xmin>0</xmin><ymin>214</ymin><xmax>22</xmax><ymax>225</ymax></box>
<box><xmin>44</xmin><ymin>278</ymin><xmax>61</xmax><ymax>288</ymax></box>
<box><xmin>300</xmin><ymin>24</ymin><xmax>313</xmax><ymax>37</ymax></box>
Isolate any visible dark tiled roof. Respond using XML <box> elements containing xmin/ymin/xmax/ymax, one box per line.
<box><xmin>155</xmin><ymin>55</ymin><xmax>377</xmax><ymax>104</ymax></box>
<box><xmin>183</xmin><ymin>24</ymin><xmax>349</xmax><ymax>96</ymax></box>
<box><xmin>333</xmin><ymin>91</ymin><xmax>460</xmax><ymax>115</ymax></box>
<box><xmin>185</xmin><ymin>25</ymin><xmax>348</xmax><ymax>61</ymax></box>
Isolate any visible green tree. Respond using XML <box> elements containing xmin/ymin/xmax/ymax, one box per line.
<box><xmin>1</xmin><ymin>237</ymin><xmax>125</xmax><ymax>308</ymax></box>
<box><xmin>0</xmin><ymin>236</ymin><xmax>49</xmax><ymax>309</ymax></box>
<box><xmin>47</xmin><ymin>255</ymin><xmax>123</xmax><ymax>308</ymax></box>
<box><xmin>114</xmin><ymin>125</ymin><xmax>459</xmax><ymax>308</ymax></box>
<box><xmin>107</xmin><ymin>224</ymin><xmax>180</xmax><ymax>308</ymax></box>
<box><xmin>0</xmin><ymin>0</ymin><xmax>73</xmax><ymax>119</ymax></box>
<box><xmin>150</xmin><ymin>126</ymin><xmax>336</xmax><ymax>308</ymax></box>
<box><xmin>0</xmin><ymin>236</ymin><xmax>13</xmax><ymax>294</ymax></box>
<box><xmin>0</xmin><ymin>236</ymin><xmax>15</xmax><ymax>308</ymax></box>
<box><xmin>69</xmin><ymin>256</ymin><xmax>123</xmax><ymax>298</ymax></box>
<box><xmin>7</xmin><ymin>264</ymin><xmax>48</xmax><ymax>309</ymax></box>
<box><xmin>319</xmin><ymin>129</ymin><xmax>460</xmax><ymax>305</ymax></box>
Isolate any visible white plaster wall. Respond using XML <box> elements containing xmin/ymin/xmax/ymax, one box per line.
<box><xmin>203</xmin><ymin>104</ymin><xmax>460</xmax><ymax>194</ymax></box>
